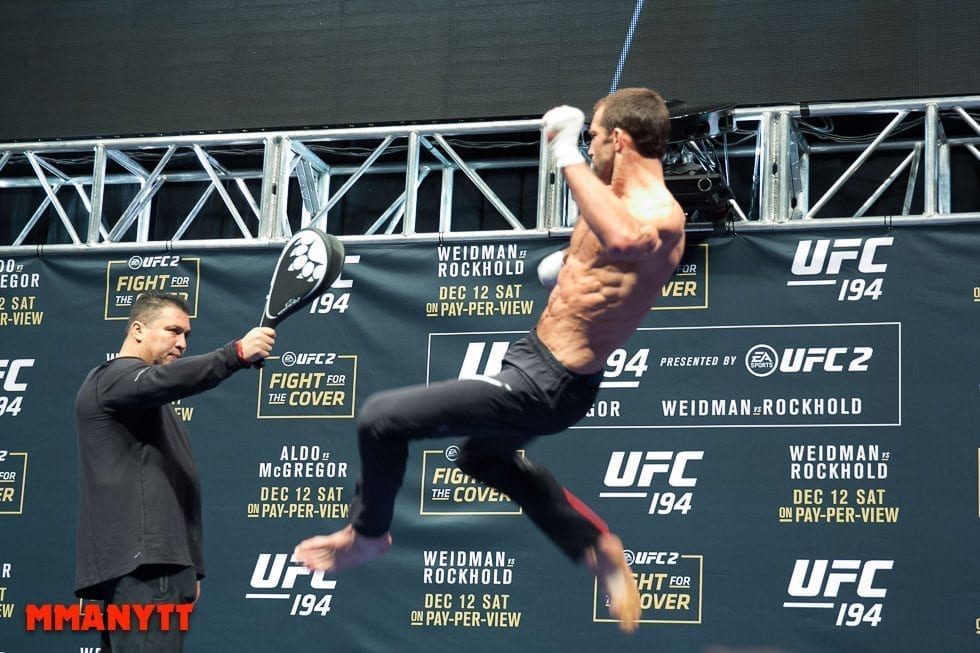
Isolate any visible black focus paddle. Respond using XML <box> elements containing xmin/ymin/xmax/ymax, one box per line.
<box><xmin>260</xmin><ymin>226</ymin><xmax>345</xmax><ymax>328</ymax></box>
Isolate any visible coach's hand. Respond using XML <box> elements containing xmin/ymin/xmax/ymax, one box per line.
<box><xmin>239</xmin><ymin>327</ymin><xmax>276</xmax><ymax>364</ymax></box>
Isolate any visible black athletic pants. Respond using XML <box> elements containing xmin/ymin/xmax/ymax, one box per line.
<box><xmin>350</xmin><ymin>329</ymin><xmax>608</xmax><ymax>561</ymax></box>
<box><xmin>98</xmin><ymin>564</ymin><xmax>197</xmax><ymax>653</ymax></box>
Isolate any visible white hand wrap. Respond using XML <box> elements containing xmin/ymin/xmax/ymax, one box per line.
<box><xmin>543</xmin><ymin>105</ymin><xmax>585</xmax><ymax>168</ymax></box>
<box><xmin>537</xmin><ymin>249</ymin><xmax>566</xmax><ymax>289</ymax></box>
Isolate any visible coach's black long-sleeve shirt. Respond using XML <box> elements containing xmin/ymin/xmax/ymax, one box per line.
<box><xmin>74</xmin><ymin>342</ymin><xmax>248</xmax><ymax>599</ymax></box>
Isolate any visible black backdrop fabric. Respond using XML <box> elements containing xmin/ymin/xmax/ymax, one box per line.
<box><xmin>1</xmin><ymin>224</ymin><xmax>978</xmax><ymax>651</ymax></box>
<box><xmin>1</xmin><ymin>0</ymin><xmax>977</xmax><ymax>140</ymax></box>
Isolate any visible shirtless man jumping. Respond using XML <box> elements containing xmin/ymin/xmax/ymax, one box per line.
<box><xmin>294</xmin><ymin>87</ymin><xmax>686</xmax><ymax>634</ymax></box>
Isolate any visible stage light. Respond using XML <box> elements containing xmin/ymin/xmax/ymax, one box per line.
<box><xmin>665</xmin><ymin>102</ymin><xmax>737</xmax><ymax>224</ymax></box>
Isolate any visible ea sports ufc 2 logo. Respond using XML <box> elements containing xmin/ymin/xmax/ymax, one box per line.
<box><xmin>787</xmin><ymin>236</ymin><xmax>893</xmax><ymax>302</ymax></box>
<box><xmin>0</xmin><ymin>358</ymin><xmax>33</xmax><ymax>417</ymax></box>
<box><xmin>600</xmin><ymin>451</ymin><xmax>703</xmax><ymax>516</ymax></box>
<box><xmin>784</xmin><ymin>559</ymin><xmax>893</xmax><ymax>628</ymax></box>
<box><xmin>247</xmin><ymin>553</ymin><xmax>336</xmax><ymax>617</ymax></box>
<box><xmin>745</xmin><ymin>345</ymin><xmax>873</xmax><ymax>377</ymax></box>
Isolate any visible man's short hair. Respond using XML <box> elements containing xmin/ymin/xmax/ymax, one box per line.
<box><xmin>128</xmin><ymin>291</ymin><xmax>190</xmax><ymax>328</ymax></box>
<box><xmin>594</xmin><ymin>88</ymin><xmax>670</xmax><ymax>160</ymax></box>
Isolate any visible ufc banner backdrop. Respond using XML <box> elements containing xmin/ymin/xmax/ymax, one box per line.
<box><xmin>1</xmin><ymin>224</ymin><xmax>977</xmax><ymax>652</ymax></box>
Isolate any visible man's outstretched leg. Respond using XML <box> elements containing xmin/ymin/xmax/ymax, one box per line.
<box><xmin>584</xmin><ymin>532</ymin><xmax>642</xmax><ymax>634</ymax></box>
<box><xmin>294</xmin><ymin>374</ymin><xmax>532</xmax><ymax>574</ymax></box>
<box><xmin>456</xmin><ymin>442</ymin><xmax>641</xmax><ymax>633</ymax></box>
<box><xmin>293</xmin><ymin>386</ymin><xmax>423</xmax><ymax>573</ymax></box>
<box><xmin>294</xmin><ymin>524</ymin><xmax>392</xmax><ymax>573</ymax></box>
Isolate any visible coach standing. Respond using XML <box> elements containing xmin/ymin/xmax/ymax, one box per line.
<box><xmin>74</xmin><ymin>290</ymin><xmax>274</xmax><ymax>652</ymax></box>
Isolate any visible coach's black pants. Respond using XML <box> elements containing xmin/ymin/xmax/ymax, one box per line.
<box><xmin>98</xmin><ymin>564</ymin><xmax>197</xmax><ymax>653</ymax></box>
<box><xmin>351</xmin><ymin>329</ymin><xmax>607</xmax><ymax>560</ymax></box>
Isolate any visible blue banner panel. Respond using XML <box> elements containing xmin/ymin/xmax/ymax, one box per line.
<box><xmin>0</xmin><ymin>224</ymin><xmax>978</xmax><ymax>652</ymax></box>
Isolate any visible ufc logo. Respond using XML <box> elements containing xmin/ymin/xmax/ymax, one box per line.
<box><xmin>787</xmin><ymin>559</ymin><xmax>892</xmax><ymax>598</ymax></box>
<box><xmin>458</xmin><ymin>341</ymin><xmax>510</xmax><ymax>378</ymax></box>
<box><xmin>331</xmin><ymin>254</ymin><xmax>360</xmax><ymax>289</ymax></box>
<box><xmin>250</xmin><ymin>554</ymin><xmax>336</xmax><ymax>590</ymax></box>
<box><xmin>779</xmin><ymin>347</ymin><xmax>873</xmax><ymax>373</ymax></box>
<box><xmin>791</xmin><ymin>237</ymin><xmax>893</xmax><ymax>276</ymax></box>
<box><xmin>0</xmin><ymin>359</ymin><xmax>34</xmax><ymax>391</ymax></box>
<box><xmin>127</xmin><ymin>255</ymin><xmax>181</xmax><ymax>270</ymax></box>
<box><xmin>603</xmin><ymin>451</ymin><xmax>703</xmax><ymax>488</ymax></box>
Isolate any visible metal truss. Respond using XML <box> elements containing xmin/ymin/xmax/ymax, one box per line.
<box><xmin>1</xmin><ymin>95</ymin><xmax>979</xmax><ymax>255</ymax></box>
<box><xmin>722</xmin><ymin>94</ymin><xmax>980</xmax><ymax>227</ymax></box>
<box><xmin>0</xmin><ymin>119</ymin><xmax>551</xmax><ymax>253</ymax></box>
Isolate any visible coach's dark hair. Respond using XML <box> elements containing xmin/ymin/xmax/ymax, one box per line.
<box><xmin>128</xmin><ymin>291</ymin><xmax>190</xmax><ymax>328</ymax></box>
<box><xmin>594</xmin><ymin>88</ymin><xmax>670</xmax><ymax>160</ymax></box>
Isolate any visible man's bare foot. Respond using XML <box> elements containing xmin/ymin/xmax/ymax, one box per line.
<box><xmin>584</xmin><ymin>532</ymin><xmax>641</xmax><ymax>633</ymax></box>
<box><xmin>293</xmin><ymin>524</ymin><xmax>392</xmax><ymax>573</ymax></box>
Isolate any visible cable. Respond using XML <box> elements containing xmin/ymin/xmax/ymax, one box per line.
<box><xmin>609</xmin><ymin>0</ymin><xmax>646</xmax><ymax>94</ymax></box>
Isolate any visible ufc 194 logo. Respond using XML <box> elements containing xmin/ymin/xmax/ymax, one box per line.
<box><xmin>458</xmin><ymin>341</ymin><xmax>649</xmax><ymax>388</ymax></box>
<box><xmin>600</xmin><ymin>451</ymin><xmax>703</xmax><ymax>516</ymax></box>
<box><xmin>308</xmin><ymin>254</ymin><xmax>359</xmax><ymax>315</ymax></box>
<box><xmin>784</xmin><ymin>559</ymin><xmax>893</xmax><ymax>627</ymax></box>
<box><xmin>787</xmin><ymin>236</ymin><xmax>893</xmax><ymax>302</ymax></box>
<box><xmin>247</xmin><ymin>553</ymin><xmax>336</xmax><ymax>617</ymax></box>
<box><xmin>0</xmin><ymin>358</ymin><xmax>34</xmax><ymax>417</ymax></box>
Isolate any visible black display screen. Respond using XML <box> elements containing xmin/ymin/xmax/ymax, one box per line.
<box><xmin>2</xmin><ymin>0</ymin><xmax>976</xmax><ymax>140</ymax></box>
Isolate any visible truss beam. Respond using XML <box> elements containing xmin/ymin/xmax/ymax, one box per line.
<box><xmin>1</xmin><ymin>96</ymin><xmax>979</xmax><ymax>254</ymax></box>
